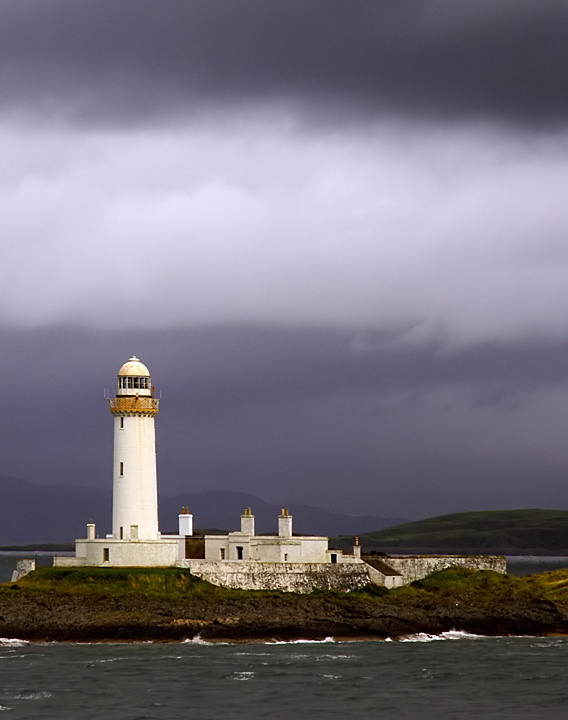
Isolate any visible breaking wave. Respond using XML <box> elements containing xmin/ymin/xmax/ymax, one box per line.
<box><xmin>396</xmin><ymin>630</ymin><xmax>485</xmax><ymax>642</ymax></box>
<box><xmin>0</xmin><ymin>638</ymin><xmax>29</xmax><ymax>648</ymax></box>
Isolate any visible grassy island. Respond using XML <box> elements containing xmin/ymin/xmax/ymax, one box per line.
<box><xmin>1</xmin><ymin>566</ymin><xmax>568</xmax><ymax>642</ymax></box>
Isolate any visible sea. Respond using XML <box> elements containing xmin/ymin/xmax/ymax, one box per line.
<box><xmin>1</xmin><ymin>634</ymin><xmax>567</xmax><ymax>719</ymax></box>
<box><xmin>1</xmin><ymin>554</ymin><xmax>568</xmax><ymax>719</ymax></box>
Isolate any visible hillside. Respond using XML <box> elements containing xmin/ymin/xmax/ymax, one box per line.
<box><xmin>345</xmin><ymin>509</ymin><xmax>568</xmax><ymax>555</ymax></box>
<box><xmin>0</xmin><ymin>475</ymin><xmax>403</xmax><ymax>544</ymax></box>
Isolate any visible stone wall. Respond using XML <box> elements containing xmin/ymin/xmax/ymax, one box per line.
<box><xmin>11</xmin><ymin>558</ymin><xmax>36</xmax><ymax>582</ymax></box>
<box><xmin>383</xmin><ymin>555</ymin><xmax>507</xmax><ymax>584</ymax></box>
<box><xmin>183</xmin><ymin>555</ymin><xmax>506</xmax><ymax>592</ymax></box>
<box><xmin>184</xmin><ymin>560</ymin><xmax>375</xmax><ymax>593</ymax></box>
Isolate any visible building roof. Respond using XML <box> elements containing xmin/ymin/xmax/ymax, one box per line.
<box><xmin>118</xmin><ymin>356</ymin><xmax>150</xmax><ymax>377</ymax></box>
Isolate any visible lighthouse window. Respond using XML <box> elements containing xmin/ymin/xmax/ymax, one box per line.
<box><xmin>128</xmin><ymin>377</ymin><xmax>133</xmax><ymax>389</ymax></box>
<box><xmin>120</xmin><ymin>417</ymin><xmax>124</xmax><ymax>429</ymax></box>
<box><xmin>133</xmin><ymin>377</ymin><xmax>139</xmax><ymax>389</ymax></box>
<box><xmin>120</xmin><ymin>462</ymin><xmax>124</xmax><ymax>476</ymax></box>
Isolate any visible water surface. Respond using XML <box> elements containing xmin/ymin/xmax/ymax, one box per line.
<box><xmin>0</xmin><ymin>635</ymin><xmax>566</xmax><ymax>719</ymax></box>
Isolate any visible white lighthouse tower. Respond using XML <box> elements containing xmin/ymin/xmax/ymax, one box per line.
<box><xmin>55</xmin><ymin>355</ymin><xmax>185</xmax><ymax>567</ymax></box>
<box><xmin>109</xmin><ymin>356</ymin><xmax>160</xmax><ymax>541</ymax></box>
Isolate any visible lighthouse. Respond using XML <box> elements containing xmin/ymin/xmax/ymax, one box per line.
<box><xmin>108</xmin><ymin>356</ymin><xmax>160</xmax><ymax>541</ymax></box>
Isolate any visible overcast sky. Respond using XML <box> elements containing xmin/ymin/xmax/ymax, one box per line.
<box><xmin>2</xmin><ymin>1</ymin><xmax>568</xmax><ymax>520</ymax></box>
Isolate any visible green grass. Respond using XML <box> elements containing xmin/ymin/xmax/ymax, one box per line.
<box><xmin>8</xmin><ymin>565</ymin><xmax>568</xmax><ymax>617</ymax></box>
<box><xmin>11</xmin><ymin>566</ymin><xmax>288</xmax><ymax>601</ymax></box>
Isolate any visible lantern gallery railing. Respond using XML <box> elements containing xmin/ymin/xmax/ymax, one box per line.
<box><xmin>109</xmin><ymin>396</ymin><xmax>160</xmax><ymax>415</ymax></box>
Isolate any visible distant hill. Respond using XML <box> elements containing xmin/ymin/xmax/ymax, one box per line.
<box><xmin>341</xmin><ymin>509</ymin><xmax>568</xmax><ymax>555</ymax></box>
<box><xmin>0</xmin><ymin>475</ymin><xmax>403</xmax><ymax>544</ymax></box>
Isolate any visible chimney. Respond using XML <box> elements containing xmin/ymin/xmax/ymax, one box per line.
<box><xmin>178</xmin><ymin>508</ymin><xmax>193</xmax><ymax>536</ymax></box>
<box><xmin>240</xmin><ymin>507</ymin><xmax>255</xmax><ymax>536</ymax></box>
<box><xmin>278</xmin><ymin>508</ymin><xmax>292</xmax><ymax>538</ymax></box>
<box><xmin>353</xmin><ymin>536</ymin><xmax>361</xmax><ymax>558</ymax></box>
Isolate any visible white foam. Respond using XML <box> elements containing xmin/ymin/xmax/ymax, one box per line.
<box><xmin>234</xmin><ymin>651</ymin><xmax>271</xmax><ymax>656</ymax></box>
<box><xmin>182</xmin><ymin>634</ymin><xmax>229</xmax><ymax>646</ymax></box>
<box><xmin>231</xmin><ymin>671</ymin><xmax>255</xmax><ymax>681</ymax></box>
<box><xmin>270</xmin><ymin>637</ymin><xmax>337</xmax><ymax>645</ymax></box>
<box><xmin>398</xmin><ymin>630</ymin><xmax>484</xmax><ymax>643</ymax></box>
<box><xmin>315</xmin><ymin>653</ymin><xmax>355</xmax><ymax>660</ymax></box>
<box><xmin>0</xmin><ymin>638</ymin><xmax>29</xmax><ymax>648</ymax></box>
<box><xmin>12</xmin><ymin>691</ymin><xmax>53</xmax><ymax>701</ymax></box>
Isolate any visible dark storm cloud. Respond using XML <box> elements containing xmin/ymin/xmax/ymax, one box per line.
<box><xmin>2</xmin><ymin>325</ymin><xmax>568</xmax><ymax>518</ymax></box>
<box><xmin>1</xmin><ymin>0</ymin><xmax>568</xmax><ymax>126</ymax></box>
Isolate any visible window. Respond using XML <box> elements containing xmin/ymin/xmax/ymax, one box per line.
<box><xmin>119</xmin><ymin>526</ymin><xmax>123</xmax><ymax>539</ymax></box>
<box><xmin>128</xmin><ymin>377</ymin><xmax>133</xmax><ymax>389</ymax></box>
<box><xmin>120</xmin><ymin>417</ymin><xmax>124</xmax><ymax>429</ymax></box>
<box><xmin>119</xmin><ymin>462</ymin><xmax>124</xmax><ymax>476</ymax></box>
<box><xmin>236</xmin><ymin>546</ymin><xmax>243</xmax><ymax>560</ymax></box>
<box><xmin>220</xmin><ymin>548</ymin><xmax>225</xmax><ymax>560</ymax></box>
<box><xmin>284</xmin><ymin>553</ymin><xmax>288</xmax><ymax>562</ymax></box>
<box><xmin>330</xmin><ymin>553</ymin><xmax>337</xmax><ymax>564</ymax></box>
<box><xmin>103</xmin><ymin>548</ymin><xmax>110</xmax><ymax>562</ymax></box>
<box><xmin>133</xmin><ymin>377</ymin><xmax>139</xmax><ymax>389</ymax></box>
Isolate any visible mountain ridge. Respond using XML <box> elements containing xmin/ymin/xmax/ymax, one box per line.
<box><xmin>0</xmin><ymin>475</ymin><xmax>403</xmax><ymax>544</ymax></box>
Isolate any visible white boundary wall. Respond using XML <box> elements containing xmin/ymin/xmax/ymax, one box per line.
<box><xmin>384</xmin><ymin>555</ymin><xmax>507</xmax><ymax>583</ymax></box>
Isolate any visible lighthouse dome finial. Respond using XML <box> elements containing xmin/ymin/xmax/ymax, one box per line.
<box><xmin>118</xmin><ymin>356</ymin><xmax>150</xmax><ymax>377</ymax></box>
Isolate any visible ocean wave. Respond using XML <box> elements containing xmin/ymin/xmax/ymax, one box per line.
<box><xmin>184</xmin><ymin>635</ymin><xmax>339</xmax><ymax>646</ymax></box>
<box><xmin>231</xmin><ymin>671</ymin><xmax>255</xmax><ymax>681</ymax></box>
<box><xmin>12</xmin><ymin>691</ymin><xmax>53</xmax><ymax>701</ymax></box>
<box><xmin>270</xmin><ymin>637</ymin><xmax>337</xmax><ymax>645</ymax></box>
<box><xmin>398</xmin><ymin>630</ymin><xmax>485</xmax><ymax>642</ymax></box>
<box><xmin>182</xmin><ymin>634</ymin><xmax>230</xmax><ymax>646</ymax></box>
<box><xmin>0</xmin><ymin>638</ymin><xmax>29</xmax><ymax>648</ymax></box>
<box><xmin>234</xmin><ymin>651</ymin><xmax>271</xmax><ymax>656</ymax></box>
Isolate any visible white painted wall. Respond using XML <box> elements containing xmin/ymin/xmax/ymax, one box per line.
<box><xmin>54</xmin><ymin>538</ymin><xmax>181</xmax><ymax>567</ymax></box>
<box><xmin>204</xmin><ymin>533</ymin><xmax>329</xmax><ymax>563</ymax></box>
<box><xmin>112</xmin><ymin>412</ymin><xmax>159</xmax><ymax>540</ymax></box>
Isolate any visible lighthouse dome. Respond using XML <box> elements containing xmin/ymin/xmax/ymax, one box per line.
<box><xmin>118</xmin><ymin>356</ymin><xmax>150</xmax><ymax>377</ymax></box>
<box><xmin>117</xmin><ymin>356</ymin><xmax>152</xmax><ymax>396</ymax></box>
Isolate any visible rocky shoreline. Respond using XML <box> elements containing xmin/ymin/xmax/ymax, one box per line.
<box><xmin>2</xmin><ymin>565</ymin><xmax>568</xmax><ymax>643</ymax></box>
